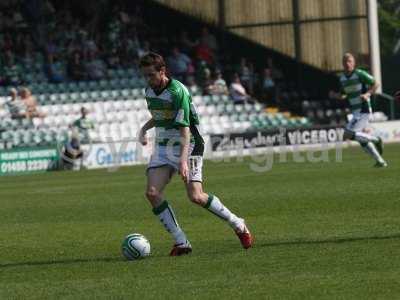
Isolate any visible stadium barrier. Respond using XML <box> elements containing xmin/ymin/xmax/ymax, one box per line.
<box><xmin>205</xmin><ymin>121</ymin><xmax>400</xmax><ymax>161</ymax></box>
<box><xmin>370</xmin><ymin>120</ymin><xmax>400</xmax><ymax>143</ymax></box>
<box><xmin>0</xmin><ymin>121</ymin><xmax>399</xmax><ymax>175</ymax></box>
<box><xmin>0</xmin><ymin>146</ymin><xmax>59</xmax><ymax>176</ymax></box>
<box><xmin>81</xmin><ymin>140</ymin><xmax>150</xmax><ymax>170</ymax></box>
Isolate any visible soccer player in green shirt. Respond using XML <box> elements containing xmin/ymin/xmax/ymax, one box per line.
<box><xmin>138</xmin><ymin>52</ymin><xmax>253</xmax><ymax>256</ymax></box>
<box><xmin>331</xmin><ymin>53</ymin><xmax>387</xmax><ymax>167</ymax></box>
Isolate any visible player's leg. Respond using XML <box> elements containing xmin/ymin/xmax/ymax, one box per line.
<box><xmin>345</xmin><ymin>115</ymin><xmax>386</xmax><ymax>166</ymax></box>
<box><xmin>185</xmin><ymin>156</ymin><xmax>253</xmax><ymax>249</ymax></box>
<box><xmin>146</xmin><ymin>166</ymin><xmax>191</xmax><ymax>255</ymax></box>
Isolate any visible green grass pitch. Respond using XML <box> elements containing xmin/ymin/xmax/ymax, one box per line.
<box><xmin>1</xmin><ymin>144</ymin><xmax>400</xmax><ymax>299</ymax></box>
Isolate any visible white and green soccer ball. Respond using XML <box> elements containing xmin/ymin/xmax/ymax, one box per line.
<box><xmin>121</xmin><ymin>233</ymin><xmax>151</xmax><ymax>260</ymax></box>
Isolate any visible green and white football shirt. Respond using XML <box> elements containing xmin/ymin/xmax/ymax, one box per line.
<box><xmin>145</xmin><ymin>78</ymin><xmax>204</xmax><ymax>150</ymax></box>
<box><xmin>339</xmin><ymin>68</ymin><xmax>375</xmax><ymax>114</ymax></box>
<box><xmin>73</xmin><ymin>117</ymin><xmax>94</xmax><ymax>131</ymax></box>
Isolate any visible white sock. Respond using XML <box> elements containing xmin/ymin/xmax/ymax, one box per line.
<box><xmin>153</xmin><ymin>201</ymin><xmax>187</xmax><ymax>245</ymax></box>
<box><xmin>362</xmin><ymin>142</ymin><xmax>385</xmax><ymax>163</ymax></box>
<box><xmin>355</xmin><ymin>132</ymin><xmax>378</xmax><ymax>144</ymax></box>
<box><xmin>204</xmin><ymin>194</ymin><xmax>243</xmax><ymax>230</ymax></box>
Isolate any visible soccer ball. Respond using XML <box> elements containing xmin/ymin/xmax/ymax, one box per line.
<box><xmin>121</xmin><ymin>233</ymin><xmax>151</xmax><ymax>260</ymax></box>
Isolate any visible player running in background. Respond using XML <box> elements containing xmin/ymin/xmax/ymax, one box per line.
<box><xmin>138</xmin><ymin>52</ymin><xmax>253</xmax><ymax>256</ymax></box>
<box><xmin>330</xmin><ymin>52</ymin><xmax>387</xmax><ymax>167</ymax></box>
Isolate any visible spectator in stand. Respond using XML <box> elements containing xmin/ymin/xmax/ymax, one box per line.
<box><xmin>186</xmin><ymin>76</ymin><xmax>200</xmax><ymax>95</ymax></box>
<box><xmin>237</xmin><ymin>57</ymin><xmax>254</xmax><ymax>95</ymax></box>
<box><xmin>19</xmin><ymin>35</ymin><xmax>35</xmax><ymax>69</ymax></box>
<box><xmin>1</xmin><ymin>50</ymin><xmax>23</xmax><ymax>86</ymax></box>
<box><xmin>85</xmin><ymin>50</ymin><xmax>106</xmax><ymax>80</ymax></box>
<box><xmin>266</xmin><ymin>57</ymin><xmax>284</xmax><ymax>82</ymax></box>
<box><xmin>196</xmin><ymin>61</ymin><xmax>212</xmax><ymax>94</ymax></box>
<box><xmin>67</xmin><ymin>51</ymin><xmax>87</xmax><ymax>81</ymax></box>
<box><xmin>260</xmin><ymin>68</ymin><xmax>276</xmax><ymax>105</ymax></box>
<box><xmin>65</xmin><ymin>36</ymin><xmax>83</xmax><ymax>57</ymax></box>
<box><xmin>200</xmin><ymin>68</ymin><xmax>214</xmax><ymax>95</ymax></box>
<box><xmin>83</xmin><ymin>35</ymin><xmax>98</xmax><ymax>58</ymax></box>
<box><xmin>4</xmin><ymin>88</ymin><xmax>27</xmax><ymax>119</ymax></box>
<box><xmin>45</xmin><ymin>54</ymin><xmax>66</xmax><ymax>83</ymax></box>
<box><xmin>45</xmin><ymin>33</ymin><xmax>60</xmax><ymax>57</ymax></box>
<box><xmin>229</xmin><ymin>73</ymin><xmax>252</xmax><ymax>104</ymax></box>
<box><xmin>166</xmin><ymin>46</ymin><xmax>193</xmax><ymax>83</ymax></box>
<box><xmin>2</xmin><ymin>33</ymin><xmax>14</xmax><ymax>52</ymax></box>
<box><xmin>200</xmin><ymin>27</ymin><xmax>218</xmax><ymax>53</ymax></box>
<box><xmin>19</xmin><ymin>87</ymin><xmax>46</xmax><ymax>119</ymax></box>
<box><xmin>179</xmin><ymin>30</ymin><xmax>197</xmax><ymax>55</ymax></box>
<box><xmin>137</xmin><ymin>41</ymin><xmax>151</xmax><ymax>58</ymax></box>
<box><xmin>210</xmin><ymin>70</ymin><xmax>228</xmax><ymax>96</ymax></box>
<box><xmin>71</xmin><ymin>107</ymin><xmax>94</xmax><ymax>143</ymax></box>
<box><xmin>195</xmin><ymin>40</ymin><xmax>214</xmax><ymax>66</ymax></box>
<box><xmin>106</xmin><ymin>48</ymin><xmax>121</xmax><ymax>69</ymax></box>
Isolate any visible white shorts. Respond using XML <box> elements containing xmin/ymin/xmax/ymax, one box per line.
<box><xmin>346</xmin><ymin>113</ymin><xmax>370</xmax><ymax>132</ymax></box>
<box><xmin>147</xmin><ymin>145</ymin><xmax>203</xmax><ymax>182</ymax></box>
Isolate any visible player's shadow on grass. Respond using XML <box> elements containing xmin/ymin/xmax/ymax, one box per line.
<box><xmin>2</xmin><ymin>233</ymin><xmax>400</xmax><ymax>268</ymax></box>
<box><xmin>0</xmin><ymin>257</ymin><xmax>123</xmax><ymax>269</ymax></box>
<box><xmin>260</xmin><ymin>232</ymin><xmax>400</xmax><ymax>248</ymax></box>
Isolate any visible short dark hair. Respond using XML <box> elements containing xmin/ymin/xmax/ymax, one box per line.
<box><xmin>139</xmin><ymin>52</ymin><xmax>166</xmax><ymax>71</ymax></box>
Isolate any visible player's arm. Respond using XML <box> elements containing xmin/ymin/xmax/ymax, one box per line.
<box><xmin>329</xmin><ymin>83</ymin><xmax>347</xmax><ymax>100</ymax></box>
<box><xmin>179</xmin><ymin>126</ymin><xmax>190</xmax><ymax>183</ymax></box>
<box><xmin>358</xmin><ymin>70</ymin><xmax>379</xmax><ymax>101</ymax></box>
<box><xmin>173</xmin><ymin>87</ymin><xmax>191</xmax><ymax>183</ymax></box>
<box><xmin>139</xmin><ymin>119</ymin><xmax>155</xmax><ymax>145</ymax></box>
<box><xmin>361</xmin><ymin>81</ymin><xmax>379</xmax><ymax>101</ymax></box>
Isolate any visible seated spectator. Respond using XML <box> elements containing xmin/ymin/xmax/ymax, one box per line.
<box><xmin>85</xmin><ymin>50</ymin><xmax>106</xmax><ymax>80</ymax></box>
<box><xmin>19</xmin><ymin>87</ymin><xmax>46</xmax><ymax>119</ymax></box>
<box><xmin>1</xmin><ymin>50</ymin><xmax>23</xmax><ymax>86</ymax></box>
<box><xmin>260</xmin><ymin>68</ymin><xmax>276</xmax><ymax>105</ymax></box>
<box><xmin>186</xmin><ymin>76</ymin><xmax>200</xmax><ymax>95</ymax></box>
<box><xmin>61</xmin><ymin>135</ymin><xmax>84</xmax><ymax>171</ymax></box>
<box><xmin>200</xmin><ymin>68</ymin><xmax>214</xmax><ymax>95</ymax></box>
<box><xmin>106</xmin><ymin>48</ymin><xmax>121</xmax><ymax>69</ymax></box>
<box><xmin>67</xmin><ymin>51</ymin><xmax>87</xmax><ymax>81</ymax></box>
<box><xmin>45</xmin><ymin>54</ymin><xmax>66</xmax><ymax>83</ymax></box>
<box><xmin>195</xmin><ymin>41</ymin><xmax>214</xmax><ymax>66</ymax></box>
<box><xmin>179</xmin><ymin>31</ymin><xmax>197</xmax><ymax>55</ymax></box>
<box><xmin>71</xmin><ymin>107</ymin><xmax>94</xmax><ymax>143</ymax></box>
<box><xmin>19</xmin><ymin>35</ymin><xmax>35</xmax><ymax>69</ymax></box>
<box><xmin>237</xmin><ymin>57</ymin><xmax>254</xmax><ymax>95</ymax></box>
<box><xmin>45</xmin><ymin>33</ymin><xmax>60</xmax><ymax>57</ymax></box>
<box><xmin>210</xmin><ymin>70</ymin><xmax>228</xmax><ymax>96</ymax></box>
<box><xmin>4</xmin><ymin>88</ymin><xmax>27</xmax><ymax>119</ymax></box>
<box><xmin>83</xmin><ymin>36</ymin><xmax>99</xmax><ymax>58</ymax></box>
<box><xmin>166</xmin><ymin>46</ymin><xmax>193</xmax><ymax>83</ymax></box>
<box><xmin>200</xmin><ymin>27</ymin><xmax>218</xmax><ymax>52</ymax></box>
<box><xmin>229</xmin><ymin>73</ymin><xmax>252</xmax><ymax>104</ymax></box>
<box><xmin>266</xmin><ymin>57</ymin><xmax>284</xmax><ymax>82</ymax></box>
<box><xmin>137</xmin><ymin>41</ymin><xmax>151</xmax><ymax>58</ymax></box>
<box><xmin>20</xmin><ymin>48</ymin><xmax>35</xmax><ymax>70</ymax></box>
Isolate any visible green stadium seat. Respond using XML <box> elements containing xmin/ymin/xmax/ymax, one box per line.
<box><xmin>120</xmin><ymin>78</ymin><xmax>129</xmax><ymax>88</ymax></box>
<box><xmin>110</xmin><ymin>90</ymin><xmax>121</xmax><ymax>100</ymax></box>
<box><xmin>107</xmin><ymin>69</ymin><xmax>117</xmax><ymax>79</ymax></box>
<box><xmin>78</xmin><ymin>81</ymin><xmax>88</xmax><ymax>92</ymax></box>
<box><xmin>109</xmin><ymin>79</ymin><xmax>120</xmax><ymax>90</ymax></box>
<box><xmin>88</xmin><ymin>81</ymin><xmax>99</xmax><ymax>91</ymax></box>
<box><xmin>99</xmin><ymin>80</ymin><xmax>109</xmax><ymax>90</ymax></box>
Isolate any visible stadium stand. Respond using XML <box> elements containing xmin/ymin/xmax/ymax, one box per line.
<box><xmin>1</xmin><ymin>0</ymin><xmax>363</xmax><ymax>151</ymax></box>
